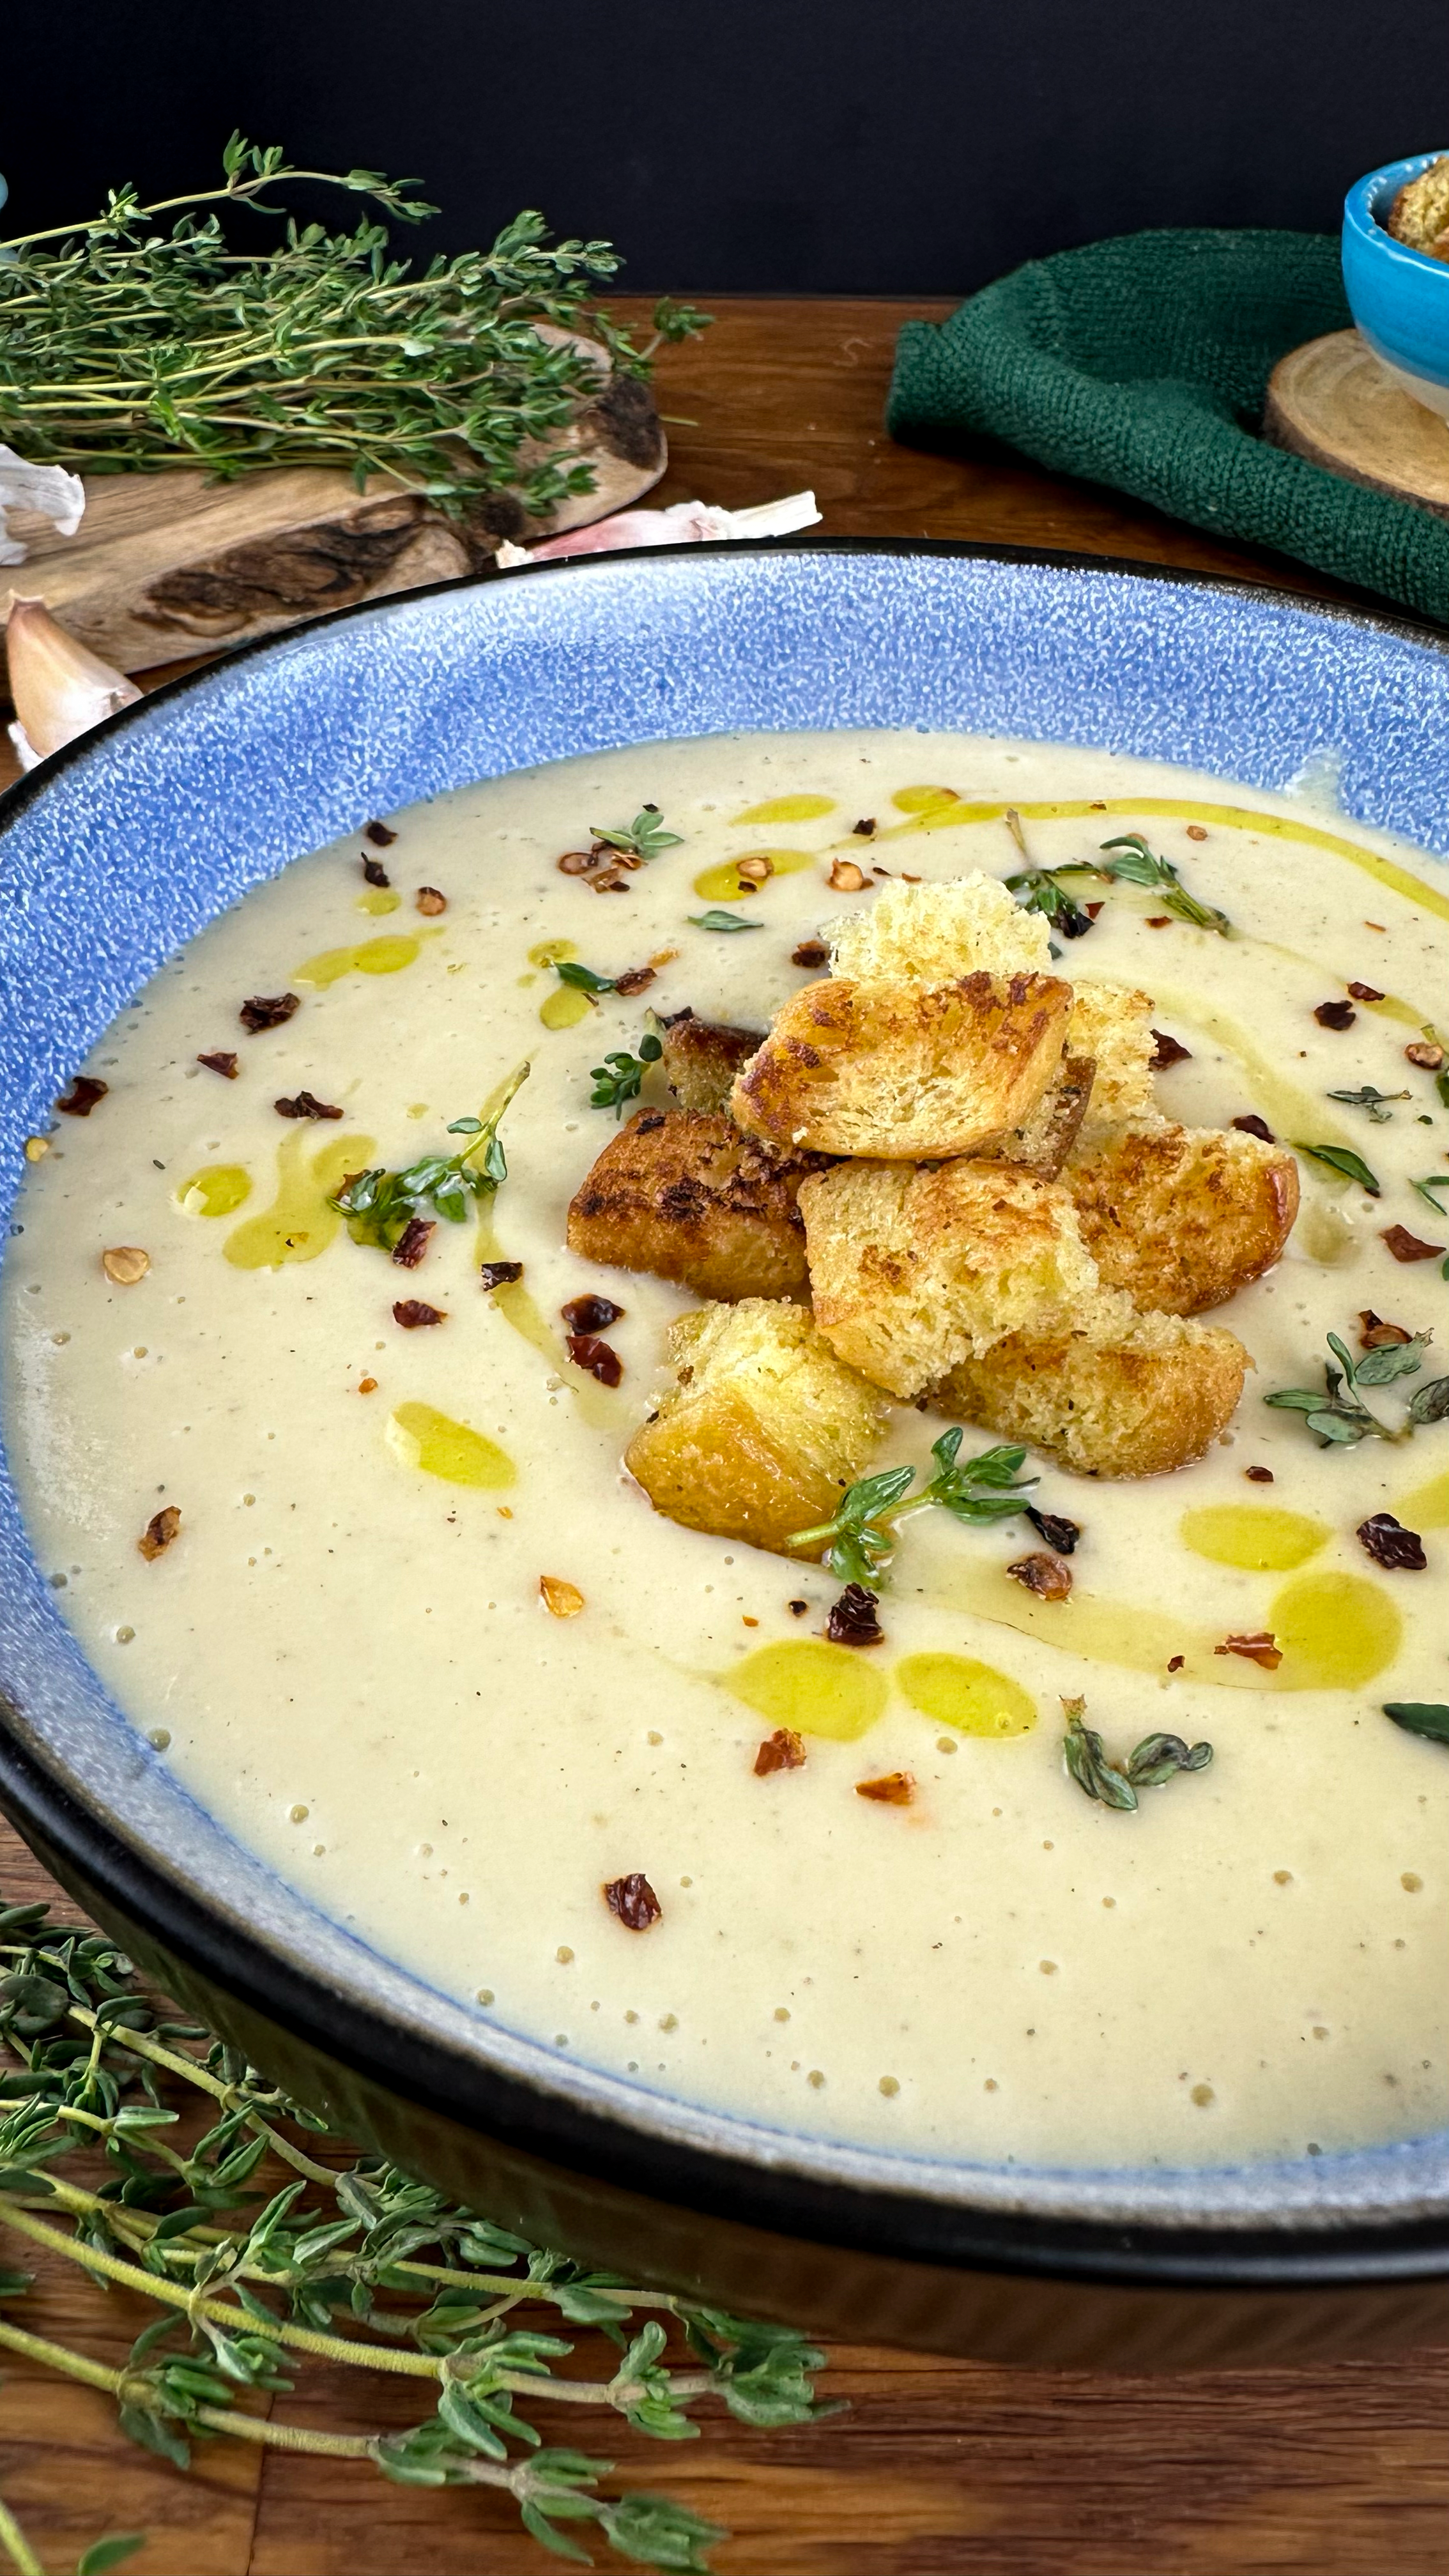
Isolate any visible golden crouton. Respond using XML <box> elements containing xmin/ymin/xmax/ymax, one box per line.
<box><xmin>567</xmin><ymin>1109</ymin><xmax>829</xmax><ymax>1301</ymax></box>
<box><xmin>730</xmin><ymin>971</ymin><xmax>1073</xmax><ymax>1159</ymax></box>
<box><xmin>1065</xmin><ymin>981</ymin><xmax>1157</xmax><ymax>1126</ymax></box>
<box><xmin>988</xmin><ymin>1053</ymin><xmax>1096</xmax><ymax>1177</ymax></box>
<box><xmin>1066</xmin><ymin>1121</ymin><xmax>1300</xmax><ymax>1314</ymax></box>
<box><xmin>935</xmin><ymin>1298</ymin><xmax>1248</xmax><ymax>1479</ymax></box>
<box><xmin>625</xmin><ymin>1299</ymin><xmax>888</xmax><ymax>1555</ymax></box>
<box><xmin>660</xmin><ymin>1009</ymin><xmax>765</xmax><ymax>1114</ymax></box>
<box><xmin>827</xmin><ymin>871</ymin><xmax>1053</xmax><ymax>983</ymax></box>
<box><xmin>1388</xmin><ymin>157</ymin><xmax>1449</xmax><ymax>258</ymax></box>
<box><xmin>798</xmin><ymin>1159</ymin><xmax>1101</xmax><ymax>1399</ymax></box>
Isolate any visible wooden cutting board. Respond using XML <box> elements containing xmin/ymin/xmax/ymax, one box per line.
<box><xmin>1</xmin><ymin>339</ymin><xmax>666</xmax><ymax>672</ymax></box>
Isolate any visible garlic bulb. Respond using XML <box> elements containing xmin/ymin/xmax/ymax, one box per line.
<box><xmin>496</xmin><ymin>489</ymin><xmax>821</xmax><ymax>567</ymax></box>
<box><xmin>0</xmin><ymin>444</ymin><xmax>85</xmax><ymax>567</ymax></box>
<box><xmin>4</xmin><ymin>595</ymin><xmax>141</xmax><ymax>770</ymax></box>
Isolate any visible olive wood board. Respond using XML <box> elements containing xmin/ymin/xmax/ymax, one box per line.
<box><xmin>1264</xmin><ymin>328</ymin><xmax>1449</xmax><ymax>520</ymax></box>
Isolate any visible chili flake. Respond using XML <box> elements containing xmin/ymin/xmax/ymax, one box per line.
<box><xmin>1245</xmin><ymin>1465</ymin><xmax>1275</xmax><ymax>1483</ymax></box>
<box><xmin>55</xmin><ymin>1076</ymin><xmax>107</xmax><ymax>1117</ymax></box>
<box><xmin>1314</xmin><ymin>999</ymin><xmax>1356</xmax><ymax>1030</ymax></box>
<box><xmin>792</xmin><ymin>939</ymin><xmax>830</xmax><ymax>969</ymax></box>
<box><xmin>1185</xmin><ymin>824</ymin><xmax>1208</xmax><ymax>841</ymax></box>
<box><xmin>102</xmin><ymin>1246</ymin><xmax>149</xmax><ymax>1285</ymax></box>
<box><xmin>479</xmin><ymin>1261</ymin><xmax>524</xmax><ymax>1292</ymax></box>
<box><xmin>539</xmin><ymin>1575</ymin><xmax>585</xmax><ymax>1618</ymax></box>
<box><xmin>735</xmin><ymin>855</ymin><xmax>774</xmax><ymax>888</ymax></box>
<box><xmin>1215</xmin><ymin>1631</ymin><xmax>1282</xmax><ymax>1670</ymax></box>
<box><xmin>755</xmin><ymin>1728</ymin><xmax>806</xmax><ymax>1776</ymax></box>
<box><xmin>357</xmin><ymin>1376</ymin><xmax>378</xmax><ymax>1393</ymax></box>
<box><xmin>362</xmin><ymin>855</ymin><xmax>390</xmax><ymax>887</ymax></box>
<box><xmin>415</xmin><ymin>886</ymin><xmax>447</xmax><ymax>916</ymax></box>
<box><xmin>1359</xmin><ymin>1310</ymin><xmax>1413</xmax><ymax>1350</ymax></box>
<box><xmin>602</xmin><ymin>1872</ymin><xmax>661</xmax><ymax>1931</ymax></box>
<box><xmin>613</xmin><ymin>965</ymin><xmax>657</xmax><ymax>997</ymax></box>
<box><xmin>1025</xmin><ymin>1506</ymin><xmax>1080</xmax><ymax>1554</ymax></box>
<box><xmin>239</xmin><ymin>993</ymin><xmax>300</xmax><ymax>1033</ymax></box>
<box><xmin>827</xmin><ymin>859</ymin><xmax>870</xmax><ymax>894</ymax></box>
<box><xmin>275</xmin><ymin>1091</ymin><xmax>343</xmax><ymax>1121</ymax></box>
<box><xmin>1356</xmin><ymin>1513</ymin><xmax>1427</xmax><ymax>1571</ymax></box>
<box><xmin>1347</xmin><ymin>981</ymin><xmax>1385</xmax><ymax>1003</ymax></box>
<box><xmin>1149</xmin><ymin>1029</ymin><xmax>1192</xmax><ymax>1071</ymax></box>
<box><xmin>1382</xmin><ymin>1225</ymin><xmax>1446</xmax><ymax>1264</ymax></box>
<box><xmin>855</xmin><ymin>1772</ymin><xmax>914</xmax><ymax>1805</ymax></box>
<box><xmin>1006</xmin><ymin>1552</ymin><xmax>1073</xmax><ymax>1600</ymax></box>
<box><xmin>1145</xmin><ymin>915</ymin><xmax>1172</xmax><ymax>928</ymax></box>
<box><xmin>1406</xmin><ymin>1039</ymin><xmax>1445</xmax><ymax>1071</ymax></box>
<box><xmin>826</xmin><ymin>1583</ymin><xmax>884</xmax><ymax>1646</ymax></box>
<box><xmin>392</xmin><ymin>1299</ymin><xmax>445</xmax><ymax>1328</ymax></box>
<box><xmin>364</xmin><ymin>820</ymin><xmax>397</xmax><ymax>847</ymax></box>
<box><xmin>197</xmin><ymin>1050</ymin><xmax>240</xmax><ymax>1079</ymax></box>
<box><xmin>852</xmin><ymin>817</ymin><xmax>877</xmax><ymax>838</ymax></box>
<box><xmin>566</xmin><ymin>1333</ymin><xmax>623</xmax><ymax>1386</ymax></box>
<box><xmin>138</xmin><ymin>1505</ymin><xmax>181</xmax><ymax>1561</ymax></box>
<box><xmin>1232</xmin><ymin>1114</ymin><xmax>1276</xmax><ymax>1143</ymax></box>
<box><xmin>562</xmin><ymin>1293</ymin><xmax>625</xmax><ymax>1334</ymax></box>
<box><xmin>390</xmin><ymin>1217</ymin><xmax>435</xmax><ymax>1270</ymax></box>
<box><xmin>788</xmin><ymin>1598</ymin><xmax>809</xmax><ymax>1616</ymax></box>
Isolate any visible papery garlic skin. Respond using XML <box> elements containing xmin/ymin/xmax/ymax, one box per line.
<box><xmin>0</xmin><ymin>445</ymin><xmax>86</xmax><ymax>567</ymax></box>
<box><xmin>4</xmin><ymin>596</ymin><xmax>141</xmax><ymax>769</ymax></box>
<box><xmin>497</xmin><ymin>489</ymin><xmax>821</xmax><ymax>568</ymax></box>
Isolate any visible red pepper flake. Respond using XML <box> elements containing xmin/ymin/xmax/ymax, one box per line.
<box><xmin>364</xmin><ymin>820</ymin><xmax>397</xmax><ymax>848</ymax></box>
<box><xmin>1406</xmin><ymin>1039</ymin><xmax>1446</xmax><ymax>1071</ymax></box>
<box><xmin>1025</xmin><ymin>1505</ymin><xmax>1080</xmax><ymax>1554</ymax></box>
<box><xmin>391</xmin><ymin>1216</ymin><xmax>435</xmax><ymax>1269</ymax></box>
<box><xmin>357</xmin><ymin>1376</ymin><xmax>378</xmax><ymax>1393</ymax></box>
<box><xmin>1232</xmin><ymin>1114</ymin><xmax>1276</xmax><ymax>1143</ymax></box>
<box><xmin>197</xmin><ymin>1050</ymin><xmax>240</xmax><ymax>1080</ymax></box>
<box><xmin>240</xmin><ymin>993</ymin><xmax>300</xmax><ymax>1034</ymax></box>
<box><xmin>1347</xmin><ymin>981</ymin><xmax>1384</xmax><ymax>1004</ymax></box>
<box><xmin>603</xmin><ymin>1872</ymin><xmax>661</xmax><ymax>1931</ymax></box>
<box><xmin>855</xmin><ymin>1771</ymin><xmax>914</xmax><ymax>1805</ymax></box>
<box><xmin>827</xmin><ymin>859</ymin><xmax>870</xmax><ymax>894</ymax></box>
<box><xmin>825</xmin><ymin>1583</ymin><xmax>884</xmax><ymax>1646</ymax></box>
<box><xmin>792</xmin><ymin>939</ymin><xmax>831</xmax><ymax>969</ymax></box>
<box><xmin>1185</xmin><ymin>824</ymin><xmax>1208</xmax><ymax>841</ymax></box>
<box><xmin>1167</xmin><ymin>1654</ymin><xmax>1185</xmax><ymax>1672</ymax></box>
<box><xmin>1356</xmin><ymin>1513</ymin><xmax>1427</xmax><ymax>1571</ymax></box>
<box><xmin>1215</xmin><ymin>1631</ymin><xmax>1283</xmax><ymax>1670</ymax></box>
<box><xmin>415</xmin><ymin>886</ymin><xmax>447</xmax><ymax>916</ymax></box>
<box><xmin>1382</xmin><ymin>1225</ymin><xmax>1446</xmax><ymax>1264</ymax></box>
<box><xmin>562</xmin><ymin>1293</ymin><xmax>625</xmax><ymax>1334</ymax></box>
<box><xmin>1006</xmin><ymin>1552</ymin><xmax>1073</xmax><ymax>1600</ymax></box>
<box><xmin>393</xmin><ymin>1299</ymin><xmax>445</xmax><ymax>1328</ymax></box>
<box><xmin>275</xmin><ymin>1091</ymin><xmax>343</xmax><ymax>1121</ymax></box>
<box><xmin>1149</xmin><ymin>1029</ymin><xmax>1192</xmax><ymax>1071</ymax></box>
<box><xmin>1245</xmin><ymin>1464</ymin><xmax>1275</xmax><ymax>1483</ymax></box>
<box><xmin>788</xmin><ymin>1598</ymin><xmax>809</xmax><ymax>1616</ymax></box>
<box><xmin>479</xmin><ymin>1260</ymin><xmax>524</xmax><ymax>1292</ymax></box>
<box><xmin>54</xmin><ymin>1075</ymin><xmax>107</xmax><ymax>1117</ymax></box>
<box><xmin>1084</xmin><ymin>900</ymin><xmax>1105</xmax><ymax>919</ymax></box>
<box><xmin>900</xmin><ymin>873</ymin><xmax>922</xmax><ymax>884</ymax></box>
<box><xmin>362</xmin><ymin>855</ymin><xmax>391</xmax><ymax>887</ymax></box>
<box><xmin>566</xmin><ymin>1333</ymin><xmax>623</xmax><ymax>1386</ymax></box>
<box><xmin>1144</xmin><ymin>915</ymin><xmax>1172</xmax><ymax>928</ymax></box>
<box><xmin>137</xmin><ymin>1505</ymin><xmax>181</xmax><ymax>1561</ymax></box>
<box><xmin>1359</xmin><ymin>1310</ymin><xmax>1413</xmax><ymax>1350</ymax></box>
<box><xmin>852</xmin><ymin>816</ymin><xmax>877</xmax><ymax>837</ymax></box>
<box><xmin>1314</xmin><ymin>999</ymin><xmax>1356</xmax><ymax>1030</ymax></box>
<box><xmin>755</xmin><ymin>1728</ymin><xmax>806</xmax><ymax>1775</ymax></box>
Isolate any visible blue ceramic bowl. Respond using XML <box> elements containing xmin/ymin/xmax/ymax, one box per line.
<box><xmin>3</xmin><ymin>542</ymin><xmax>1449</xmax><ymax>2365</ymax></box>
<box><xmin>1342</xmin><ymin>151</ymin><xmax>1449</xmax><ymax>414</ymax></box>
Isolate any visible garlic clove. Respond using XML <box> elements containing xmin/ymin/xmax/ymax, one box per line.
<box><xmin>4</xmin><ymin>595</ymin><xmax>141</xmax><ymax>765</ymax></box>
<box><xmin>499</xmin><ymin>489</ymin><xmax>820</xmax><ymax>567</ymax></box>
<box><xmin>0</xmin><ymin>443</ymin><xmax>86</xmax><ymax>568</ymax></box>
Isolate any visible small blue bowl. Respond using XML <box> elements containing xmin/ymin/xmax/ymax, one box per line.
<box><xmin>1342</xmin><ymin>152</ymin><xmax>1449</xmax><ymax>415</ymax></box>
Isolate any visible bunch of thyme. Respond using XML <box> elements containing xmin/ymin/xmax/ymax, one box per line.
<box><xmin>0</xmin><ymin>138</ymin><xmax>708</xmax><ymax>518</ymax></box>
<box><xmin>0</xmin><ymin>1897</ymin><xmax>831</xmax><ymax>2571</ymax></box>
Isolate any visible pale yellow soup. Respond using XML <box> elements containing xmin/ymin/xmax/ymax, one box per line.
<box><xmin>5</xmin><ymin>730</ymin><xmax>1448</xmax><ymax>2172</ymax></box>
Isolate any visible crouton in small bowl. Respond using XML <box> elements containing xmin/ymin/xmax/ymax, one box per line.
<box><xmin>1342</xmin><ymin>151</ymin><xmax>1449</xmax><ymax>415</ymax></box>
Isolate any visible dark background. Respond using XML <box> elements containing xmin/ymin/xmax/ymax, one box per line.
<box><xmin>0</xmin><ymin>1</ymin><xmax>1434</xmax><ymax>295</ymax></box>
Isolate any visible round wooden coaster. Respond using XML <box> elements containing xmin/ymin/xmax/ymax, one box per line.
<box><xmin>1264</xmin><ymin>328</ymin><xmax>1449</xmax><ymax>519</ymax></box>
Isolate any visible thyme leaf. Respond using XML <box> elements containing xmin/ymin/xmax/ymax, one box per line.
<box><xmin>1062</xmin><ymin>1698</ymin><xmax>1212</xmax><ymax>1811</ymax></box>
<box><xmin>588</xmin><ymin>806</ymin><xmax>683</xmax><ymax>865</ymax></box>
<box><xmin>589</xmin><ymin>1033</ymin><xmax>663</xmax><ymax>1114</ymax></box>
<box><xmin>1098</xmin><ymin>833</ymin><xmax>1233</xmax><ymax>935</ymax></box>
<box><xmin>1326</xmin><ymin>1085</ymin><xmax>1412</xmax><ymax>1123</ymax></box>
<box><xmin>332</xmin><ymin>1063</ymin><xmax>528</xmax><ymax>1249</ymax></box>
<box><xmin>786</xmin><ymin>1434</ymin><xmax>1036</xmax><ymax>1586</ymax></box>
<box><xmin>1292</xmin><ymin>1142</ymin><xmax>1381</xmax><ymax>1195</ymax></box>
<box><xmin>1004</xmin><ymin>868</ymin><xmax>1096</xmax><ymax>938</ymax></box>
<box><xmin>686</xmin><ymin>910</ymin><xmax>764</xmax><ymax>933</ymax></box>
<box><xmin>554</xmin><ymin>961</ymin><xmax>619</xmax><ymax>995</ymax></box>
<box><xmin>1384</xmin><ymin>1701</ymin><xmax>1449</xmax><ymax>1745</ymax></box>
<box><xmin>1264</xmin><ymin>1326</ymin><xmax>1430</xmax><ymax>1445</ymax></box>
<box><xmin>1411</xmin><ymin>1175</ymin><xmax>1449</xmax><ymax>1218</ymax></box>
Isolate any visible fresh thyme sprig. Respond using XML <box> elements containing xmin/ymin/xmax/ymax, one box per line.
<box><xmin>332</xmin><ymin>1063</ymin><xmax>528</xmax><ymax>1250</ymax></box>
<box><xmin>588</xmin><ymin>808</ymin><xmax>683</xmax><ymax>866</ymax></box>
<box><xmin>1264</xmin><ymin>1327</ymin><xmax>1438</xmax><ymax>1445</ymax></box>
<box><xmin>1326</xmin><ymin>1085</ymin><xmax>1412</xmax><ymax>1123</ymax></box>
<box><xmin>786</xmin><ymin>1432</ymin><xmax>1037</xmax><ymax>1586</ymax></box>
<box><xmin>1062</xmin><ymin>1699</ymin><xmax>1213</xmax><ymax>1812</ymax></box>
<box><xmin>590</xmin><ymin>1034</ymin><xmax>663</xmax><ymax>1115</ymax></box>
<box><xmin>0</xmin><ymin>1894</ymin><xmax>832</xmax><ymax>2572</ymax></box>
<box><xmin>1004</xmin><ymin>868</ymin><xmax>1096</xmax><ymax>938</ymax></box>
<box><xmin>0</xmin><ymin>139</ymin><xmax>708</xmax><ymax>515</ymax></box>
<box><xmin>1098</xmin><ymin>834</ymin><xmax>1233</xmax><ymax>935</ymax></box>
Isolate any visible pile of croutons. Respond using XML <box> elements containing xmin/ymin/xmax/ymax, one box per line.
<box><xmin>567</xmin><ymin>873</ymin><xmax>1299</xmax><ymax>1559</ymax></box>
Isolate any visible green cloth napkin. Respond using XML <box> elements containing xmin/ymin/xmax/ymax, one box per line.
<box><xmin>887</xmin><ymin>229</ymin><xmax>1449</xmax><ymax>627</ymax></box>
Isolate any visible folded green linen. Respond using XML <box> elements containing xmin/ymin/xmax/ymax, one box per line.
<box><xmin>887</xmin><ymin>229</ymin><xmax>1449</xmax><ymax>626</ymax></box>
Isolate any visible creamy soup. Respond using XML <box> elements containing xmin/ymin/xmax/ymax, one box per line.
<box><xmin>4</xmin><ymin>730</ymin><xmax>1448</xmax><ymax>2172</ymax></box>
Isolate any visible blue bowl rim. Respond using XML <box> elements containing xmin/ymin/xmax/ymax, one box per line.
<box><xmin>1343</xmin><ymin>149</ymin><xmax>1449</xmax><ymax>277</ymax></box>
<box><xmin>3</xmin><ymin>532</ymin><xmax>1449</xmax><ymax>2297</ymax></box>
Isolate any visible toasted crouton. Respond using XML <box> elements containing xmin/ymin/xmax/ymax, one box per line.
<box><xmin>934</xmin><ymin>1298</ymin><xmax>1248</xmax><ymax>1478</ymax></box>
<box><xmin>660</xmin><ymin>1009</ymin><xmax>765</xmax><ymax>1114</ymax></box>
<box><xmin>1387</xmin><ymin>157</ymin><xmax>1449</xmax><ymax>257</ymax></box>
<box><xmin>730</xmin><ymin>971</ymin><xmax>1073</xmax><ymax>1159</ymax></box>
<box><xmin>1066</xmin><ymin>982</ymin><xmax>1157</xmax><ymax>1126</ymax></box>
<box><xmin>799</xmin><ymin>1159</ymin><xmax>1101</xmax><ymax>1399</ymax></box>
<box><xmin>987</xmin><ymin>1054</ymin><xmax>1096</xmax><ymax>1177</ymax></box>
<box><xmin>567</xmin><ymin>1109</ymin><xmax>829</xmax><ymax>1301</ymax></box>
<box><xmin>826</xmin><ymin>871</ymin><xmax>1053</xmax><ymax>983</ymax></box>
<box><xmin>1065</xmin><ymin>1121</ymin><xmax>1300</xmax><ymax>1314</ymax></box>
<box><xmin>625</xmin><ymin>1299</ymin><xmax>888</xmax><ymax>1554</ymax></box>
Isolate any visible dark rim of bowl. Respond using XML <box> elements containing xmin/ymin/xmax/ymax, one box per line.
<box><xmin>3</xmin><ymin>535</ymin><xmax>1448</xmax><ymax>2296</ymax></box>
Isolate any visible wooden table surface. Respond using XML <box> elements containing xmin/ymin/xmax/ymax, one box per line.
<box><xmin>1</xmin><ymin>298</ymin><xmax>1446</xmax><ymax>2575</ymax></box>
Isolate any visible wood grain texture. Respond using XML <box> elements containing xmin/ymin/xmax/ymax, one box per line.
<box><xmin>1</xmin><ymin>300</ymin><xmax>1446</xmax><ymax>2575</ymax></box>
<box><xmin>1264</xmin><ymin>328</ymin><xmax>1449</xmax><ymax>520</ymax></box>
